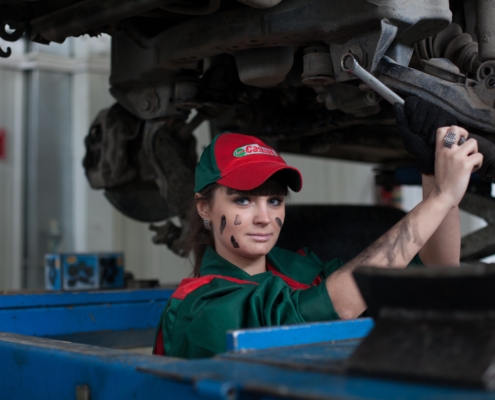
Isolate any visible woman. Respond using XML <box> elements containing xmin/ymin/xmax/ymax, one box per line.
<box><xmin>153</xmin><ymin>126</ymin><xmax>482</xmax><ymax>359</ymax></box>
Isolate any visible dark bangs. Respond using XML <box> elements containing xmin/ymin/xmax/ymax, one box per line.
<box><xmin>226</xmin><ymin>171</ymin><xmax>289</xmax><ymax>197</ymax></box>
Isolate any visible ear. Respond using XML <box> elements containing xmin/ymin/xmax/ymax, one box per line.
<box><xmin>195</xmin><ymin>193</ymin><xmax>210</xmax><ymax>220</ymax></box>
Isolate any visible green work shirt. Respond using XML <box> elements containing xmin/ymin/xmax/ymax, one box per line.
<box><xmin>152</xmin><ymin>247</ymin><xmax>423</xmax><ymax>359</ymax></box>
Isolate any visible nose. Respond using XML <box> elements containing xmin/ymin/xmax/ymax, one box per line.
<box><xmin>253</xmin><ymin>202</ymin><xmax>270</xmax><ymax>225</ymax></box>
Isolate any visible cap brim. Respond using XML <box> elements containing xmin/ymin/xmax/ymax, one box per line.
<box><xmin>217</xmin><ymin>162</ymin><xmax>303</xmax><ymax>192</ymax></box>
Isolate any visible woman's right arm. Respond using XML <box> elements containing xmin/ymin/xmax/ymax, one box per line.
<box><xmin>325</xmin><ymin>126</ymin><xmax>482</xmax><ymax>320</ymax></box>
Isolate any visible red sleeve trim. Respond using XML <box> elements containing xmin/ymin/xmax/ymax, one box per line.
<box><xmin>171</xmin><ymin>275</ymin><xmax>258</xmax><ymax>300</ymax></box>
<box><xmin>266</xmin><ymin>263</ymin><xmax>310</xmax><ymax>290</ymax></box>
<box><xmin>153</xmin><ymin>328</ymin><xmax>165</xmax><ymax>356</ymax></box>
<box><xmin>297</xmin><ymin>249</ymin><xmax>323</xmax><ymax>286</ymax></box>
<box><xmin>311</xmin><ymin>275</ymin><xmax>323</xmax><ymax>286</ymax></box>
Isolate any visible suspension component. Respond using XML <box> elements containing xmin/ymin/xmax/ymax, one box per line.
<box><xmin>475</xmin><ymin>0</ymin><xmax>495</xmax><ymax>62</ymax></box>
<box><xmin>415</xmin><ymin>23</ymin><xmax>481</xmax><ymax>75</ymax></box>
<box><xmin>301</xmin><ymin>46</ymin><xmax>335</xmax><ymax>86</ymax></box>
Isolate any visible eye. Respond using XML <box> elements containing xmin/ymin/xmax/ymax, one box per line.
<box><xmin>268</xmin><ymin>197</ymin><xmax>284</xmax><ymax>206</ymax></box>
<box><xmin>234</xmin><ymin>197</ymin><xmax>250</xmax><ymax>206</ymax></box>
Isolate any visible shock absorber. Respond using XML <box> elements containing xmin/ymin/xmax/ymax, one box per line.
<box><xmin>415</xmin><ymin>23</ymin><xmax>481</xmax><ymax>75</ymax></box>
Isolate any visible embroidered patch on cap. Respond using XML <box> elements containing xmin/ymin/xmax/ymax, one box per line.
<box><xmin>233</xmin><ymin>144</ymin><xmax>278</xmax><ymax>157</ymax></box>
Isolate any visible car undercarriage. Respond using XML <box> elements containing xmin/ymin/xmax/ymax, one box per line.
<box><xmin>2</xmin><ymin>0</ymin><xmax>495</xmax><ymax>260</ymax></box>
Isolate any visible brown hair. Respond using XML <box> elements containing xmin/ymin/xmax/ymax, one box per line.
<box><xmin>186</xmin><ymin>173</ymin><xmax>289</xmax><ymax>277</ymax></box>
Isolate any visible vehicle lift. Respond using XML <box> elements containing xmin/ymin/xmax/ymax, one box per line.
<box><xmin>2</xmin><ymin>263</ymin><xmax>495</xmax><ymax>400</ymax></box>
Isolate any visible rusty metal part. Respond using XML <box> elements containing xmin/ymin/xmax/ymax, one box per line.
<box><xmin>83</xmin><ymin>104</ymin><xmax>140</xmax><ymax>189</ymax></box>
<box><xmin>235</xmin><ymin>0</ymin><xmax>283</xmax><ymax>9</ymax></box>
<box><xmin>341</xmin><ymin>53</ymin><xmax>404</xmax><ymax>106</ymax></box>
<box><xmin>475</xmin><ymin>0</ymin><xmax>495</xmax><ymax>62</ymax></box>
<box><xmin>142</xmin><ymin>119</ymin><xmax>197</xmax><ymax>256</ymax></box>
<box><xmin>422</xmin><ymin>58</ymin><xmax>466</xmax><ymax>83</ymax></box>
<box><xmin>160</xmin><ymin>0</ymin><xmax>220</xmax><ymax>15</ymax></box>
<box><xmin>110</xmin><ymin>82</ymin><xmax>181</xmax><ymax>120</ymax></box>
<box><xmin>104</xmin><ymin>182</ymin><xmax>173</xmax><ymax>222</ymax></box>
<box><xmin>376</xmin><ymin>56</ymin><xmax>495</xmax><ymax>134</ymax></box>
<box><xmin>313</xmin><ymin>83</ymin><xmax>381</xmax><ymax>118</ymax></box>
<box><xmin>30</xmin><ymin>0</ymin><xmax>178</xmax><ymax>43</ymax></box>
<box><xmin>415</xmin><ymin>23</ymin><xmax>481</xmax><ymax>75</ymax></box>
<box><xmin>127</xmin><ymin>0</ymin><xmax>451</xmax><ymax>69</ymax></box>
<box><xmin>460</xmin><ymin>192</ymin><xmax>495</xmax><ymax>260</ymax></box>
<box><xmin>83</xmin><ymin>103</ymin><xmax>172</xmax><ymax>222</ymax></box>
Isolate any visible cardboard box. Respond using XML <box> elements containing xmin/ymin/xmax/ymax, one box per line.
<box><xmin>45</xmin><ymin>253</ymin><xmax>124</xmax><ymax>291</ymax></box>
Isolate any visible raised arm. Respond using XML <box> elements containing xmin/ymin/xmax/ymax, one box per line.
<box><xmin>326</xmin><ymin>126</ymin><xmax>482</xmax><ymax>320</ymax></box>
<box><xmin>418</xmin><ymin>174</ymin><xmax>460</xmax><ymax>267</ymax></box>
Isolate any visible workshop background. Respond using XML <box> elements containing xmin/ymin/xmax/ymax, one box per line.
<box><xmin>0</xmin><ymin>36</ymin><xmax>489</xmax><ymax>291</ymax></box>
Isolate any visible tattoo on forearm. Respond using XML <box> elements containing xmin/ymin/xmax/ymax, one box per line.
<box><xmin>345</xmin><ymin>218</ymin><xmax>424</xmax><ymax>270</ymax></box>
<box><xmin>220</xmin><ymin>216</ymin><xmax>226</xmax><ymax>235</ymax></box>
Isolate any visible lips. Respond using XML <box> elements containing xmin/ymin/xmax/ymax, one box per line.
<box><xmin>247</xmin><ymin>233</ymin><xmax>272</xmax><ymax>242</ymax></box>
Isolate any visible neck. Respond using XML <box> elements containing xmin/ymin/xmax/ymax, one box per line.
<box><xmin>215</xmin><ymin>247</ymin><xmax>267</xmax><ymax>276</ymax></box>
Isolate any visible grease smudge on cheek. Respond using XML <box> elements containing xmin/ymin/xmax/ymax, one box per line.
<box><xmin>234</xmin><ymin>215</ymin><xmax>242</xmax><ymax>226</ymax></box>
<box><xmin>220</xmin><ymin>216</ymin><xmax>226</xmax><ymax>235</ymax></box>
<box><xmin>231</xmin><ymin>236</ymin><xmax>240</xmax><ymax>249</ymax></box>
<box><xmin>275</xmin><ymin>218</ymin><xmax>283</xmax><ymax>228</ymax></box>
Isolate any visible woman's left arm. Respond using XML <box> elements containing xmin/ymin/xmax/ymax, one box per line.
<box><xmin>418</xmin><ymin>174</ymin><xmax>460</xmax><ymax>267</ymax></box>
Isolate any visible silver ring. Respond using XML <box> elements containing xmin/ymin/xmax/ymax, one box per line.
<box><xmin>444</xmin><ymin>132</ymin><xmax>457</xmax><ymax>149</ymax></box>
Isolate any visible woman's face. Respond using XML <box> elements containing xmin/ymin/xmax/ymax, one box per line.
<box><xmin>199</xmin><ymin>185</ymin><xmax>286</xmax><ymax>263</ymax></box>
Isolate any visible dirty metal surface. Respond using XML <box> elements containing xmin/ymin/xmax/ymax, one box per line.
<box><xmin>0</xmin><ymin>289</ymin><xmax>173</xmax><ymax>338</ymax></box>
<box><xmin>376</xmin><ymin>56</ymin><xmax>495</xmax><ymax>134</ymax></box>
<box><xmin>219</xmin><ymin>340</ymin><xmax>361</xmax><ymax>374</ymax></box>
<box><xmin>1</xmin><ymin>331</ymin><xmax>494</xmax><ymax>400</ymax></box>
<box><xmin>348</xmin><ymin>266</ymin><xmax>495</xmax><ymax>390</ymax></box>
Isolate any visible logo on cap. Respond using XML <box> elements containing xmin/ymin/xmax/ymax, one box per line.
<box><xmin>233</xmin><ymin>144</ymin><xmax>278</xmax><ymax>158</ymax></box>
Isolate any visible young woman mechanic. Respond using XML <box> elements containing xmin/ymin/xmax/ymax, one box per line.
<box><xmin>153</xmin><ymin>99</ymin><xmax>483</xmax><ymax>359</ymax></box>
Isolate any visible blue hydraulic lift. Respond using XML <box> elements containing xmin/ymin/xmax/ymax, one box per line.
<box><xmin>0</xmin><ymin>288</ymin><xmax>494</xmax><ymax>399</ymax></box>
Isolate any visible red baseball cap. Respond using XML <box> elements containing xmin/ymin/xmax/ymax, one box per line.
<box><xmin>195</xmin><ymin>133</ymin><xmax>303</xmax><ymax>193</ymax></box>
